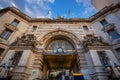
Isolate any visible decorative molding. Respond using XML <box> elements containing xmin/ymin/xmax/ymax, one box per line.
<box><xmin>83</xmin><ymin>35</ymin><xmax>109</xmax><ymax>47</ymax></box>
<box><xmin>0</xmin><ymin>38</ymin><xmax>9</xmax><ymax>46</ymax></box>
<box><xmin>11</xmin><ymin>34</ymin><xmax>36</xmax><ymax>47</ymax></box>
<box><xmin>88</xmin><ymin>46</ymin><xmax>111</xmax><ymax>50</ymax></box>
<box><xmin>39</xmin><ymin>29</ymin><xmax>81</xmax><ymax>47</ymax></box>
<box><xmin>10</xmin><ymin>46</ymin><xmax>33</xmax><ymax>50</ymax></box>
<box><xmin>4</xmin><ymin>23</ymin><xmax>18</xmax><ymax>32</ymax></box>
<box><xmin>101</xmin><ymin>23</ymin><xmax>115</xmax><ymax>32</ymax></box>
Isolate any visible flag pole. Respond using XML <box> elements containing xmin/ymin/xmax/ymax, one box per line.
<box><xmin>68</xmin><ymin>9</ymin><xmax>71</xmax><ymax>19</ymax></box>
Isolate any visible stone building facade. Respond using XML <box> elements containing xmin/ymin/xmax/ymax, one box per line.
<box><xmin>0</xmin><ymin>2</ymin><xmax>120</xmax><ymax>80</ymax></box>
<box><xmin>91</xmin><ymin>0</ymin><xmax>120</xmax><ymax>11</ymax></box>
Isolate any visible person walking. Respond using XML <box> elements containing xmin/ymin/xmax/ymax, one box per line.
<box><xmin>69</xmin><ymin>73</ymin><xmax>74</xmax><ymax>80</ymax></box>
<box><xmin>61</xmin><ymin>73</ymin><xmax>65</xmax><ymax>80</ymax></box>
<box><xmin>49</xmin><ymin>74</ymin><xmax>53</xmax><ymax>80</ymax></box>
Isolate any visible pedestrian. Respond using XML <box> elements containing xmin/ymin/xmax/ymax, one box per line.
<box><xmin>69</xmin><ymin>73</ymin><xmax>74</xmax><ymax>80</ymax></box>
<box><xmin>49</xmin><ymin>74</ymin><xmax>53</xmax><ymax>80</ymax></box>
<box><xmin>61</xmin><ymin>73</ymin><xmax>65</xmax><ymax>80</ymax></box>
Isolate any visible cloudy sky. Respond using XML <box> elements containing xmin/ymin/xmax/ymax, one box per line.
<box><xmin>0</xmin><ymin>0</ymin><xmax>97</xmax><ymax>18</ymax></box>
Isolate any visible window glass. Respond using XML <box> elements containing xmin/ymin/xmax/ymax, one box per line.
<box><xmin>0</xmin><ymin>48</ymin><xmax>4</xmax><ymax>56</ymax></box>
<box><xmin>100</xmin><ymin>19</ymin><xmax>108</xmax><ymax>27</ymax></box>
<box><xmin>108</xmin><ymin>29</ymin><xmax>120</xmax><ymax>40</ymax></box>
<box><xmin>116</xmin><ymin>48</ymin><xmax>120</xmax><ymax>55</ymax></box>
<box><xmin>97</xmin><ymin>51</ymin><xmax>109</xmax><ymax>66</ymax></box>
<box><xmin>33</xmin><ymin>26</ymin><xmax>37</xmax><ymax>31</ymax></box>
<box><xmin>12</xmin><ymin>51</ymin><xmax>23</xmax><ymax>66</ymax></box>
<box><xmin>11</xmin><ymin>19</ymin><xmax>19</xmax><ymax>26</ymax></box>
<box><xmin>0</xmin><ymin>29</ymin><xmax>13</xmax><ymax>40</ymax></box>
<box><xmin>46</xmin><ymin>40</ymin><xmax>75</xmax><ymax>54</ymax></box>
<box><xmin>83</xmin><ymin>26</ymin><xmax>89</xmax><ymax>30</ymax></box>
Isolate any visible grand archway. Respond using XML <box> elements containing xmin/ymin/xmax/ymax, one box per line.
<box><xmin>40</xmin><ymin>30</ymin><xmax>80</xmax><ymax>79</ymax></box>
<box><xmin>38</xmin><ymin>29</ymin><xmax>81</xmax><ymax>48</ymax></box>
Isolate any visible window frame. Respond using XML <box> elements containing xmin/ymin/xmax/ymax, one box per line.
<box><xmin>107</xmin><ymin>29</ymin><xmax>120</xmax><ymax>40</ymax></box>
<box><xmin>0</xmin><ymin>48</ymin><xmax>5</xmax><ymax>56</ymax></box>
<box><xmin>12</xmin><ymin>51</ymin><xmax>23</xmax><ymax>66</ymax></box>
<box><xmin>33</xmin><ymin>25</ymin><xmax>37</xmax><ymax>31</ymax></box>
<box><xmin>100</xmin><ymin>19</ymin><xmax>109</xmax><ymax>27</ymax></box>
<box><xmin>97</xmin><ymin>51</ymin><xmax>109</xmax><ymax>66</ymax></box>
<box><xmin>0</xmin><ymin>28</ymin><xmax>13</xmax><ymax>40</ymax></box>
<box><xmin>116</xmin><ymin>48</ymin><xmax>120</xmax><ymax>55</ymax></box>
<box><xmin>83</xmin><ymin>25</ymin><xmax>89</xmax><ymax>31</ymax></box>
<box><xmin>11</xmin><ymin>19</ymin><xmax>20</xmax><ymax>27</ymax></box>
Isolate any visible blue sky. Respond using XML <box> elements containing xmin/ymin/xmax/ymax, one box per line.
<box><xmin>0</xmin><ymin>0</ymin><xmax>97</xmax><ymax>18</ymax></box>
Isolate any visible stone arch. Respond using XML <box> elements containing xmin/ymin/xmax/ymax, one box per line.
<box><xmin>38</xmin><ymin>29</ymin><xmax>81</xmax><ymax>49</ymax></box>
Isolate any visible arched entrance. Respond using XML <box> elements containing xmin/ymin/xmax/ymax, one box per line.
<box><xmin>39</xmin><ymin>30</ymin><xmax>81</xmax><ymax>79</ymax></box>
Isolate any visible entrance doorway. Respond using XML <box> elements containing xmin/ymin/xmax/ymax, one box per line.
<box><xmin>43</xmin><ymin>35</ymin><xmax>79</xmax><ymax>79</ymax></box>
<box><xmin>43</xmin><ymin>54</ymin><xmax>78</xmax><ymax>79</ymax></box>
<box><xmin>49</xmin><ymin>69</ymin><xmax>69</xmax><ymax>79</ymax></box>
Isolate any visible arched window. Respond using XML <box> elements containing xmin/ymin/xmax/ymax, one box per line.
<box><xmin>46</xmin><ymin>40</ymin><xmax>75</xmax><ymax>54</ymax></box>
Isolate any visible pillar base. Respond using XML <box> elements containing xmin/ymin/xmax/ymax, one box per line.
<box><xmin>91</xmin><ymin>72</ymin><xmax>109</xmax><ymax>80</ymax></box>
<box><xmin>12</xmin><ymin>72</ymin><xmax>30</xmax><ymax>80</ymax></box>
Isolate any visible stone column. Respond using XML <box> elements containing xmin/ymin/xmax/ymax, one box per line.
<box><xmin>46</xmin><ymin>70</ymin><xmax>49</xmax><ymax>79</ymax></box>
<box><xmin>1</xmin><ymin>50</ymin><xmax>15</xmax><ymax>64</ymax></box>
<box><xmin>77</xmin><ymin>49</ymin><xmax>88</xmax><ymax>79</ymax></box>
<box><xmin>90</xmin><ymin>50</ymin><xmax>108</xmax><ymax>80</ymax></box>
<box><xmin>29</xmin><ymin>53</ymin><xmax>44</xmax><ymax>80</ymax></box>
<box><xmin>0</xmin><ymin>50</ymin><xmax>15</xmax><ymax>77</ymax></box>
<box><xmin>106</xmin><ymin>50</ymin><xmax>120</xmax><ymax>78</ymax></box>
<box><xmin>77</xmin><ymin>53</ymin><xmax>87</xmax><ymax>70</ymax></box>
<box><xmin>42</xmin><ymin>63</ymin><xmax>48</xmax><ymax>79</ymax></box>
<box><xmin>12</xmin><ymin>50</ymin><xmax>31</xmax><ymax>80</ymax></box>
<box><xmin>35</xmin><ymin>54</ymin><xmax>44</xmax><ymax>79</ymax></box>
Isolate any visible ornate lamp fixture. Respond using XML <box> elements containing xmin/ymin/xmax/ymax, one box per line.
<box><xmin>105</xmin><ymin>65</ymin><xmax>112</xmax><ymax>72</ymax></box>
<box><xmin>114</xmin><ymin>63</ymin><xmax>120</xmax><ymax>72</ymax></box>
<box><xmin>105</xmin><ymin>63</ymin><xmax>120</xmax><ymax>80</ymax></box>
<box><xmin>105</xmin><ymin>64</ymin><xmax>113</xmax><ymax>80</ymax></box>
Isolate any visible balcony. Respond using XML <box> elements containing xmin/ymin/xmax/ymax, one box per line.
<box><xmin>102</xmin><ymin>23</ymin><xmax>115</xmax><ymax>32</ymax></box>
<box><xmin>4</xmin><ymin>23</ymin><xmax>18</xmax><ymax>31</ymax></box>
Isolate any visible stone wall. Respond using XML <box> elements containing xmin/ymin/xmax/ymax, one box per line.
<box><xmin>91</xmin><ymin>0</ymin><xmax>120</xmax><ymax>11</ymax></box>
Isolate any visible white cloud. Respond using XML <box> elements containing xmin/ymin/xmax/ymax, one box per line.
<box><xmin>0</xmin><ymin>0</ymin><xmax>18</xmax><ymax>8</ymax></box>
<box><xmin>76</xmin><ymin>0</ymin><xmax>82</xmax><ymax>4</ymax></box>
<box><xmin>45</xmin><ymin>0</ymin><xmax>55</xmax><ymax>3</ymax></box>
<box><xmin>76</xmin><ymin>0</ymin><xmax>96</xmax><ymax>18</ymax></box>
<box><xmin>26</xmin><ymin>0</ymin><xmax>48</xmax><ymax>9</ymax></box>
<box><xmin>11</xmin><ymin>2</ymin><xmax>17</xmax><ymax>8</ymax></box>
<box><xmin>76</xmin><ymin>0</ymin><xmax>91</xmax><ymax>6</ymax></box>
<box><xmin>25</xmin><ymin>6</ymin><xmax>33</xmax><ymax>16</ymax></box>
<box><xmin>82</xmin><ymin>6</ymin><xmax>95</xmax><ymax>18</ymax></box>
<box><xmin>0</xmin><ymin>5</ymin><xmax>3</xmax><ymax>9</ymax></box>
<box><xmin>25</xmin><ymin>0</ymin><xmax>54</xmax><ymax>18</ymax></box>
<box><xmin>24</xmin><ymin>5</ymin><xmax>52</xmax><ymax>18</ymax></box>
<box><xmin>26</xmin><ymin>0</ymin><xmax>55</xmax><ymax>10</ymax></box>
<box><xmin>0</xmin><ymin>0</ymin><xmax>53</xmax><ymax>18</ymax></box>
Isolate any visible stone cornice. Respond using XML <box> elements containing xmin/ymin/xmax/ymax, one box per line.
<box><xmin>0</xmin><ymin>7</ymin><xmax>31</xmax><ymax>21</ymax></box>
<box><xmin>88</xmin><ymin>46</ymin><xmax>111</xmax><ymax>50</ymax></box>
<box><xmin>89</xmin><ymin>3</ymin><xmax>120</xmax><ymax>21</ymax></box>
<box><xmin>9</xmin><ymin>46</ymin><xmax>33</xmax><ymax>50</ymax></box>
<box><xmin>30</xmin><ymin>18</ymin><xmax>91</xmax><ymax>22</ymax></box>
<box><xmin>0</xmin><ymin>3</ymin><xmax>120</xmax><ymax>23</ymax></box>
